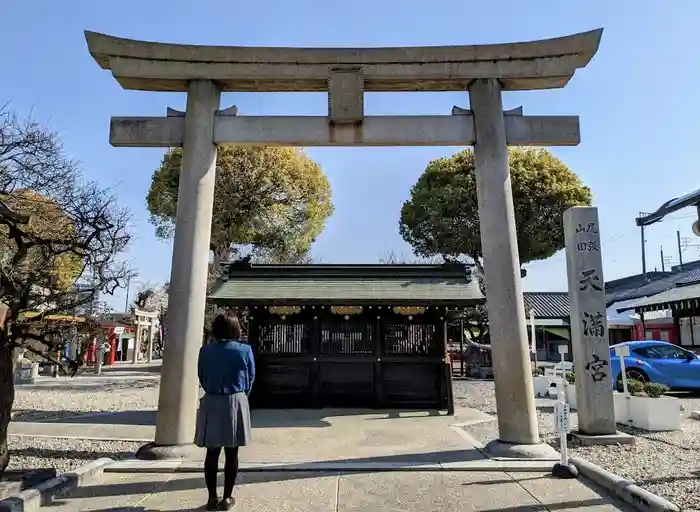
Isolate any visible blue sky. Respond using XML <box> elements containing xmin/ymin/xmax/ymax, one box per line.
<box><xmin>2</xmin><ymin>0</ymin><xmax>699</xmax><ymax>310</ymax></box>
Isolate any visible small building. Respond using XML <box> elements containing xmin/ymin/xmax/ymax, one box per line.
<box><xmin>522</xmin><ymin>291</ymin><xmax>632</xmax><ymax>358</ymax></box>
<box><xmin>209</xmin><ymin>261</ymin><xmax>484</xmax><ymax>411</ymax></box>
<box><xmin>605</xmin><ymin>264</ymin><xmax>700</xmax><ymax>344</ymax></box>
<box><xmin>605</xmin><ymin>299</ymin><xmax>637</xmax><ymax>344</ymax></box>
<box><xmin>523</xmin><ymin>292</ymin><xmax>572</xmax><ymax>362</ymax></box>
<box><xmin>618</xmin><ymin>279</ymin><xmax>700</xmax><ymax>351</ymax></box>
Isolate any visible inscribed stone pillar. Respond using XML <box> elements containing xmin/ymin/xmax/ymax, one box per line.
<box><xmin>153</xmin><ymin>80</ymin><xmax>221</xmax><ymax>448</ymax></box>
<box><xmin>469</xmin><ymin>79</ymin><xmax>540</xmax><ymax>447</ymax></box>
<box><xmin>564</xmin><ymin>206</ymin><xmax>616</xmax><ymax>435</ymax></box>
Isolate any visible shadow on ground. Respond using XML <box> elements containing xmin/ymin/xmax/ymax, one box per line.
<box><xmin>101</xmin><ymin>363</ymin><xmax>163</xmax><ymax>375</ymax></box>
<box><xmin>70</xmin><ymin>503</ymin><xmax>608</xmax><ymax>512</ymax></box>
<box><xmin>8</xmin><ymin>446</ymin><xmax>136</xmax><ymax>462</ymax></box>
<box><xmin>60</xmin><ymin>451</ymin><xmax>483</xmax><ymax>501</ymax></box>
<box><xmin>10</xmin><ymin>409</ymin><xmax>95</xmax><ymax>422</ymax></box>
<box><xmin>14</xmin><ymin>379</ymin><xmax>159</xmax><ymax>393</ymax></box>
<box><xmin>12</xmin><ymin>408</ymin><xmax>452</xmax><ymax>428</ymax></box>
<box><xmin>53</xmin><ymin>471</ymin><xmax>612</xmax><ymax>512</ymax></box>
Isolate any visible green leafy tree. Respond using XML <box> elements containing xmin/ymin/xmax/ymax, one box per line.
<box><xmin>146</xmin><ymin>147</ymin><xmax>334</xmax><ymax>264</ymax></box>
<box><xmin>399</xmin><ymin>147</ymin><xmax>592</xmax><ymax>273</ymax></box>
<box><xmin>147</xmin><ymin>147</ymin><xmax>333</xmax><ymax>342</ymax></box>
<box><xmin>399</xmin><ymin>148</ymin><xmax>591</xmax><ymax>345</ymax></box>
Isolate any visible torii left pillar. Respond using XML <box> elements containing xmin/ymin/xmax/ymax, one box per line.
<box><xmin>469</xmin><ymin>79</ymin><xmax>552</xmax><ymax>458</ymax></box>
<box><xmin>139</xmin><ymin>80</ymin><xmax>220</xmax><ymax>458</ymax></box>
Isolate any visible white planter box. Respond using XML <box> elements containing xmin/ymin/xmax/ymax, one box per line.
<box><xmin>613</xmin><ymin>392</ymin><xmax>628</xmax><ymax>424</ymax></box>
<box><xmin>614</xmin><ymin>392</ymin><xmax>680</xmax><ymax>431</ymax></box>
<box><xmin>533</xmin><ymin>376</ymin><xmax>552</xmax><ymax>397</ymax></box>
<box><xmin>628</xmin><ymin>395</ymin><xmax>680</xmax><ymax>431</ymax></box>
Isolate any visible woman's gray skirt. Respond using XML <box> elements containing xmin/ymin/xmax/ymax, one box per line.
<box><xmin>194</xmin><ymin>392</ymin><xmax>252</xmax><ymax>448</ymax></box>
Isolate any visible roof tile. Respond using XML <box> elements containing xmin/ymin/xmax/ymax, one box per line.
<box><xmin>523</xmin><ymin>292</ymin><xmax>570</xmax><ymax>319</ymax></box>
<box><xmin>209</xmin><ymin>263</ymin><xmax>484</xmax><ymax>306</ymax></box>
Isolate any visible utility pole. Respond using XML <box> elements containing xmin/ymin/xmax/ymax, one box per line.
<box><xmin>661</xmin><ymin>246</ymin><xmax>665</xmax><ymax>272</ymax></box>
<box><xmin>640</xmin><ymin>212</ymin><xmax>648</xmax><ymax>281</ymax></box>
<box><xmin>677</xmin><ymin>230</ymin><xmax>684</xmax><ymax>271</ymax></box>
<box><xmin>124</xmin><ymin>275</ymin><xmax>131</xmax><ymax>312</ymax></box>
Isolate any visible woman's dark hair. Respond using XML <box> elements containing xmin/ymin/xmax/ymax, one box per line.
<box><xmin>211</xmin><ymin>311</ymin><xmax>242</xmax><ymax>341</ymax></box>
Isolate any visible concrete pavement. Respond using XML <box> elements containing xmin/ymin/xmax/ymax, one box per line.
<box><xmin>50</xmin><ymin>466</ymin><xmax>631</xmax><ymax>511</ymax></box>
<box><xmin>9</xmin><ymin>406</ymin><xmax>635</xmax><ymax>510</ymax></box>
<box><xmin>10</xmin><ymin>408</ymin><xmax>496</xmax><ymax>465</ymax></box>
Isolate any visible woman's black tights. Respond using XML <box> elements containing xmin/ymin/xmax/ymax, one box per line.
<box><xmin>204</xmin><ymin>447</ymin><xmax>239</xmax><ymax>499</ymax></box>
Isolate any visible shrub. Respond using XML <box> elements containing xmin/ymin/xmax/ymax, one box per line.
<box><xmin>565</xmin><ymin>372</ymin><xmax>575</xmax><ymax>384</ymax></box>
<box><xmin>644</xmin><ymin>382</ymin><xmax>669</xmax><ymax>398</ymax></box>
<box><xmin>626</xmin><ymin>379</ymin><xmax>645</xmax><ymax>396</ymax></box>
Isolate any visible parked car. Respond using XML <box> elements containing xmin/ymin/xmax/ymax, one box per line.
<box><xmin>609</xmin><ymin>340</ymin><xmax>700</xmax><ymax>391</ymax></box>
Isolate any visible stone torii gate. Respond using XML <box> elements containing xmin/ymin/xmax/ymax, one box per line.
<box><xmin>85</xmin><ymin>28</ymin><xmax>603</xmax><ymax>459</ymax></box>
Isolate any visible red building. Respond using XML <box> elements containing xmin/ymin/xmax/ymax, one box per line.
<box><xmin>86</xmin><ymin>319</ymin><xmax>135</xmax><ymax>365</ymax></box>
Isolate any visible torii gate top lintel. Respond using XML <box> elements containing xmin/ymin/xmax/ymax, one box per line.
<box><xmin>84</xmin><ymin>29</ymin><xmax>602</xmax><ymax>93</ymax></box>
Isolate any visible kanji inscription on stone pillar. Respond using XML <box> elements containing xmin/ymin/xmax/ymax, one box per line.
<box><xmin>564</xmin><ymin>206</ymin><xmax>616</xmax><ymax>435</ymax></box>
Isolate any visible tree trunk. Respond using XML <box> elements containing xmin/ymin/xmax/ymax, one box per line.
<box><xmin>0</xmin><ymin>330</ymin><xmax>15</xmax><ymax>477</ymax></box>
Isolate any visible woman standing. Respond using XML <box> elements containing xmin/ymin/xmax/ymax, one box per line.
<box><xmin>195</xmin><ymin>311</ymin><xmax>255</xmax><ymax>510</ymax></box>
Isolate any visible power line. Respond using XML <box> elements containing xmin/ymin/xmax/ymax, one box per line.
<box><xmin>661</xmin><ymin>213</ymin><xmax>697</xmax><ymax>221</ymax></box>
<box><xmin>532</xmin><ymin>228</ymin><xmax>638</xmax><ymax>268</ymax></box>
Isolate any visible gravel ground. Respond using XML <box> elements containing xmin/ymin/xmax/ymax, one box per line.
<box><xmin>7</xmin><ymin>438</ymin><xmax>143</xmax><ymax>474</ymax></box>
<box><xmin>454</xmin><ymin>379</ymin><xmax>700</xmax><ymax>511</ymax></box>
<box><xmin>12</xmin><ymin>377</ymin><xmax>159</xmax><ymax>419</ymax></box>
<box><xmin>8</xmin><ymin>373</ymin><xmax>160</xmax><ymax>475</ymax></box>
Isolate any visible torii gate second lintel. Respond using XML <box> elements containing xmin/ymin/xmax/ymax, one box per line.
<box><xmin>85</xmin><ymin>29</ymin><xmax>604</xmax><ymax>459</ymax></box>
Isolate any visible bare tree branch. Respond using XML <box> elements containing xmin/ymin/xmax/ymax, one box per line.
<box><xmin>0</xmin><ymin>107</ymin><xmax>134</xmax><ymax>474</ymax></box>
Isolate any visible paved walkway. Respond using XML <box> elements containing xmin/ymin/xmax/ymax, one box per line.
<box><xmin>11</xmin><ymin>408</ymin><xmax>494</xmax><ymax>464</ymax></box>
<box><xmin>52</xmin><ymin>466</ymin><xmax>630</xmax><ymax>511</ymax></box>
<box><xmin>11</xmin><ymin>407</ymin><xmax>633</xmax><ymax>510</ymax></box>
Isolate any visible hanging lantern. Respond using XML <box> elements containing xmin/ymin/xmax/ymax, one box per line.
<box><xmin>331</xmin><ymin>306</ymin><xmax>363</xmax><ymax>316</ymax></box>
<box><xmin>393</xmin><ymin>306</ymin><xmax>425</xmax><ymax>316</ymax></box>
<box><xmin>268</xmin><ymin>306</ymin><xmax>301</xmax><ymax>316</ymax></box>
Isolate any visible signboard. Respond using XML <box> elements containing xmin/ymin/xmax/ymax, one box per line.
<box><xmin>615</xmin><ymin>345</ymin><xmax>630</xmax><ymax>357</ymax></box>
<box><xmin>555</xmin><ymin>400</ymin><xmax>571</xmax><ymax>433</ymax></box>
<box><xmin>113</xmin><ymin>326</ymin><xmax>124</xmax><ymax>335</ymax></box>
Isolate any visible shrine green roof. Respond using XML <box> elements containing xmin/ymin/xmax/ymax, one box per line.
<box><xmin>208</xmin><ymin>262</ymin><xmax>484</xmax><ymax>307</ymax></box>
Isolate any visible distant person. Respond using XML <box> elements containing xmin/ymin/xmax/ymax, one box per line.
<box><xmin>195</xmin><ymin>311</ymin><xmax>255</xmax><ymax>511</ymax></box>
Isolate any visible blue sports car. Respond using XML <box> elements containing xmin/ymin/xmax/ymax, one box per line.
<box><xmin>609</xmin><ymin>340</ymin><xmax>700</xmax><ymax>391</ymax></box>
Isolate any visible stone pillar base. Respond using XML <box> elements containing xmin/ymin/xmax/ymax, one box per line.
<box><xmin>483</xmin><ymin>439</ymin><xmax>559</xmax><ymax>459</ymax></box>
<box><xmin>136</xmin><ymin>441</ymin><xmax>202</xmax><ymax>461</ymax></box>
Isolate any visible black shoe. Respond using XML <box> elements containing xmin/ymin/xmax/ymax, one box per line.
<box><xmin>218</xmin><ymin>497</ymin><xmax>235</xmax><ymax>510</ymax></box>
<box><xmin>206</xmin><ymin>497</ymin><xmax>220</xmax><ymax>510</ymax></box>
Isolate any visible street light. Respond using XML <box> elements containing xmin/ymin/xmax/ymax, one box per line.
<box><xmin>636</xmin><ymin>188</ymin><xmax>700</xmax><ymax>230</ymax></box>
<box><xmin>635</xmin><ymin>188</ymin><xmax>700</xmax><ymax>280</ymax></box>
